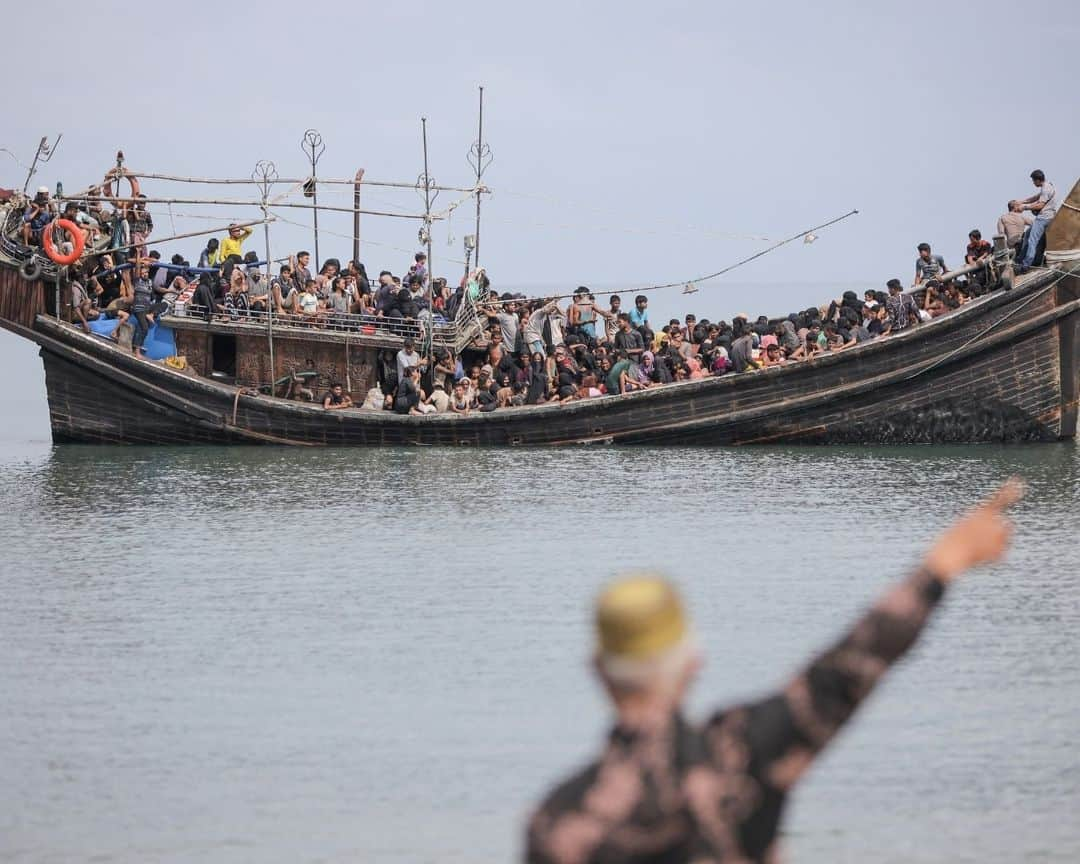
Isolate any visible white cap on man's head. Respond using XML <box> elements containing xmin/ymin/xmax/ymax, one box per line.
<box><xmin>37</xmin><ymin>186</ymin><xmax>49</xmax><ymax>195</ymax></box>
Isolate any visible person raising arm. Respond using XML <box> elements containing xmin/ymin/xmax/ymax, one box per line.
<box><xmin>527</xmin><ymin>479</ymin><xmax>1024</xmax><ymax>864</ymax></box>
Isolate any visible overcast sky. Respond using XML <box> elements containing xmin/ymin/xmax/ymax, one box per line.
<box><xmin>3</xmin><ymin>0</ymin><xmax>1077</xmax><ymax>438</ymax></box>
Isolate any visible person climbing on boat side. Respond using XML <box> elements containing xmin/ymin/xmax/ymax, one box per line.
<box><xmin>1012</xmin><ymin>169</ymin><xmax>1058</xmax><ymax>274</ymax></box>
<box><xmin>913</xmin><ymin>242</ymin><xmax>947</xmax><ymax>286</ymax></box>
<box><xmin>526</xmin><ymin>479</ymin><xmax>1025</xmax><ymax>864</ymax></box>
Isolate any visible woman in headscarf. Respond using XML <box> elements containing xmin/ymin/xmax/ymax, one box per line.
<box><xmin>634</xmin><ymin>351</ymin><xmax>655</xmax><ymax>387</ymax></box>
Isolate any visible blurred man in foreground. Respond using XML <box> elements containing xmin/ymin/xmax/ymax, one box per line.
<box><xmin>527</xmin><ymin>480</ymin><xmax>1024</xmax><ymax>864</ymax></box>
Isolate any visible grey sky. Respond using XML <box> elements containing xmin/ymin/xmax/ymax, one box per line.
<box><xmin>2</xmin><ymin>0</ymin><xmax>1077</xmax><ymax>437</ymax></box>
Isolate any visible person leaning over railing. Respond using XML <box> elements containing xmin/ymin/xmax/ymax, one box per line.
<box><xmin>526</xmin><ymin>479</ymin><xmax>1025</xmax><ymax>864</ymax></box>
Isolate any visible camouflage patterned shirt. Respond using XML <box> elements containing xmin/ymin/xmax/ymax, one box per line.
<box><xmin>526</xmin><ymin>568</ymin><xmax>946</xmax><ymax>864</ymax></box>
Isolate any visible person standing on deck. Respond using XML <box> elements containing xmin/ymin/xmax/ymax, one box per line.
<box><xmin>1011</xmin><ymin>170</ymin><xmax>1058</xmax><ymax>273</ymax></box>
<box><xmin>526</xmin><ymin>480</ymin><xmax>1025</xmax><ymax>864</ymax></box>
<box><xmin>885</xmin><ymin>278</ymin><xmax>920</xmax><ymax>332</ymax></box>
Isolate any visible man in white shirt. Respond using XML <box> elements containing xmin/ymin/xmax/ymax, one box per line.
<box><xmin>396</xmin><ymin>337</ymin><xmax>427</xmax><ymax>383</ymax></box>
<box><xmin>1012</xmin><ymin>169</ymin><xmax>1058</xmax><ymax>272</ymax></box>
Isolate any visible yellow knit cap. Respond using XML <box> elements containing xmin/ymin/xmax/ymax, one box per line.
<box><xmin>595</xmin><ymin>575</ymin><xmax>688</xmax><ymax>660</ymax></box>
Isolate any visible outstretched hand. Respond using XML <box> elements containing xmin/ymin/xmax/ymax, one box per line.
<box><xmin>923</xmin><ymin>477</ymin><xmax>1025</xmax><ymax>582</ymax></box>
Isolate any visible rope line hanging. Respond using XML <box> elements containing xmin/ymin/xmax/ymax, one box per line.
<box><xmin>479</xmin><ymin>208</ymin><xmax>861</xmax><ymax>308</ymax></box>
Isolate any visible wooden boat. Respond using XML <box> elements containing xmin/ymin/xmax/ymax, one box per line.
<box><xmin>1</xmin><ymin>176</ymin><xmax>1078</xmax><ymax>446</ymax></box>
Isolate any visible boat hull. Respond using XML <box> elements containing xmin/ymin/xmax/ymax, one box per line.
<box><xmin>20</xmin><ymin>265</ymin><xmax>1080</xmax><ymax>446</ymax></box>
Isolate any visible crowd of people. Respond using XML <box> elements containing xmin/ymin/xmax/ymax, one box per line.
<box><xmin>9</xmin><ymin>171</ymin><xmax>1059</xmax><ymax>378</ymax></box>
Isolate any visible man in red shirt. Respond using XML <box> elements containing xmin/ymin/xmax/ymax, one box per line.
<box><xmin>964</xmin><ymin>229</ymin><xmax>992</xmax><ymax>266</ymax></box>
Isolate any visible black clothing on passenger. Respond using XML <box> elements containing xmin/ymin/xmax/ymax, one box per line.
<box><xmin>394</xmin><ymin>378</ymin><xmax>420</xmax><ymax>414</ymax></box>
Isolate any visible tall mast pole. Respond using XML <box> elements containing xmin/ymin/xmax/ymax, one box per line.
<box><xmin>253</xmin><ymin>160</ymin><xmax>278</xmax><ymax>389</ymax></box>
<box><xmin>467</xmin><ymin>87</ymin><xmax>492</xmax><ymax>268</ymax></box>
<box><xmin>419</xmin><ymin>118</ymin><xmax>436</xmax><ymax>371</ymax></box>
<box><xmin>352</xmin><ymin>168</ymin><xmax>365</xmax><ymax>264</ymax></box>
<box><xmin>301</xmin><ymin>129</ymin><xmax>325</xmax><ymax>271</ymax></box>
<box><xmin>421</xmin><ymin>118</ymin><xmax>433</xmax><ymax>292</ymax></box>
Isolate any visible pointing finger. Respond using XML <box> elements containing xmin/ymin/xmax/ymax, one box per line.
<box><xmin>985</xmin><ymin>476</ymin><xmax>1026</xmax><ymax>513</ymax></box>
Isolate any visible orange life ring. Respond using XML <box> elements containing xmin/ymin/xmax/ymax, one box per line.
<box><xmin>42</xmin><ymin>219</ymin><xmax>86</xmax><ymax>266</ymax></box>
<box><xmin>102</xmin><ymin>168</ymin><xmax>141</xmax><ymax>200</ymax></box>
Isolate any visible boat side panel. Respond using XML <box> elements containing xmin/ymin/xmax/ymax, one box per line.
<box><xmin>42</xmin><ymin>349</ymin><xmax>234</xmax><ymax>444</ymax></box>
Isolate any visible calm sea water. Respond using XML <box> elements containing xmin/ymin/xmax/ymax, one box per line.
<box><xmin>1</xmin><ymin>440</ymin><xmax>1078</xmax><ymax>863</ymax></box>
<box><xmin>1</xmin><ymin>280</ymin><xmax>1079</xmax><ymax>863</ymax></box>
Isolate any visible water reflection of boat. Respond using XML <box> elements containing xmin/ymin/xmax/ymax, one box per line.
<box><xmin>1</xmin><ymin>166</ymin><xmax>1078</xmax><ymax>445</ymax></box>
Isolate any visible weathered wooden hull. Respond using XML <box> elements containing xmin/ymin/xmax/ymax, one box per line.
<box><xmin>6</xmin><ymin>263</ymin><xmax>1077</xmax><ymax>446</ymax></box>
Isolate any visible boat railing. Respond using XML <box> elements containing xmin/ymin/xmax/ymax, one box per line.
<box><xmin>167</xmin><ymin>303</ymin><xmax>459</xmax><ymax>345</ymax></box>
<box><xmin>452</xmin><ymin>291</ymin><xmax>487</xmax><ymax>353</ymax></box>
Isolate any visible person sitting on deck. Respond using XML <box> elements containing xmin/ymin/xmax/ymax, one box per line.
<box><xmin>729</xmin><ymin>327</ymin><xmax>757</xmax><ymax>372</ymax></box>
<box><xmin>525</xmin><ymin>480</ymin><xmax>1024</xmax><ymax>864</ymax></box>
<box><xmin>374</xmin><ymin>271</ymin><xmax>397</xmax><ymax>318</ymax></box>
<box><xmin>407</xmin><ymin>251</ymin><xmax>427</xmax><ymax>288</ymax></box>
<box><xmin>244</xmin><ymin>253</ymin><xmax>269</xmax><ymax>313</ymax></box>
<box><xmin>885</xmin><ymin>278</ymin><xmax>920</xmax><ymax>332</ymax></box>
<box><xmin>1012</xmin><ymin>169</ymin><xmax>1059</xmax><ymax>274</ymax></box>
<box><xmin>297</xmin><ymin>279</ymin><xmax>322</xmax><ymax>322</ymax></box>
<box><xmin>272</xmin><ymin>265</ymin><xmax>299</xmax><ymax>314</ymax></box>
<box><xmin>20</xmin><ymin>187</ymin><xmax>54</xmax><ymax>246</ymax></box>
<box><xmin>220</xmin><ymin>223</ymin><xmax>252</xmax><ymax>263</ymax></box>
<box><xmin>451</xmin><ymin>379</ymin><xmax>471</xmax><ymax>415</ymax></box>
<box><xmin>759</xmin><ymin>341</ymin><xmax>785</xmax><ymax>367</ymax></box>
<box><xmin>69</xmin><ymin>264</ymin><xmax>99</xmax><ymax>333</ymax></box>
<box><xmin>198</xmin><ymin>238</ymin><xmax>220</xmax><ymax>269</ymax></box>
<box><xmin>964</xmin><ymin>229</ymin><xmax>992</xmax><ymax>266</ymax></box>
<box><xmin>393</xmin><ymin>366</ymin><xmax>425</xmax><ymax>415</ymax></box>
<box><xmin>322</xmin><ymin>383</ymin><xmax>353</xmax><ymax>410</ymax></box>
<box><xmin>224</xmin><ymin>267</ymin><xmax>250</xmax><ymax>319</ymax></box>
<box><xmin>427</xmin><ymin>381</ymin><xmax>451</xmax><ymax>413</ymax></box>
<box><xmin>996</xmin><ymin>200</ymin><xmax>1032</xmax><ymax>251</ymax></box>
<box><xmin>914</xmin><ymin>243</ymin><xmax>947</xmax><ymax>286</ymax></box>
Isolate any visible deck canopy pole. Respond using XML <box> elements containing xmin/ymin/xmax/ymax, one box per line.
<box><xmin>88</xmin><ymin>197</ymin><xmax>425</xmax><ymax>219</ymax></box>
<box><xmin>81</xmin><ymin>172</ymin><xmax>477</xmax><ymax>194</ymax></box>
<box><xmin>253</xmin><ymin>160</ymin><xmax>278</xmax><ymax>388</ymax></box>
<box><xmin>86</xmin><ymin>218</ymin><xmax>274</xmax><ymax>260</ymax></box>
<box><xmin>352</xmin><ymin>169</ymin><xmax>365</xmax><ymax>264</ymax></box>
<box><xmin>300</xmin><ymin>129</ymin><xmax>326</xmax><ymax>271</ymax></box>
<box><xmin>467</xmin><ymin>86</ymin><xmax>492</xmax><ymax>267</ymax></box>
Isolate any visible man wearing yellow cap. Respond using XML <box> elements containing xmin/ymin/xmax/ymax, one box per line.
<box><xmin>526</xmin><ymin>480</ymin><xmax>1024</xmax><ymax>864</ymax></box>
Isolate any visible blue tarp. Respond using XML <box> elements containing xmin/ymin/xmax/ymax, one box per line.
<box><xmin>88</xmin><ymin>317</ymin><xmax>177</xmax><ymax>361</ymax></box>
